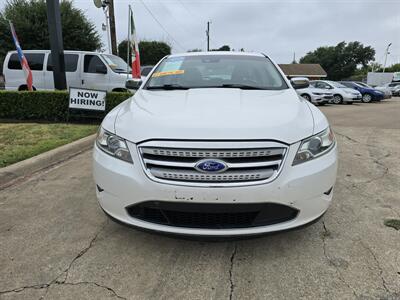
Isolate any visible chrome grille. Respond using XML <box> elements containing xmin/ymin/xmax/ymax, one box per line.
<box><xmin>138</xmin><ymin>142</ymin><xmax>287</xmax><ymax>186</ymax></box>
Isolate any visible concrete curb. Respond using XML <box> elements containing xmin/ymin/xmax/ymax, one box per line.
<box><xmin>0</xmin><ymin>134</ymin><xmax>96</xmax><ymax>189</ymax></box>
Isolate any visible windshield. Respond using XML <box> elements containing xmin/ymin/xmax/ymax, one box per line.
<box><xmin>101</xmin><ymin>54</ymin><xmax>131</xmax><ymax>73</ymax></box>
<box><xmin>145</xmin><ymin>55</ymin><xmax>288</xmax><ymax>90</ymax></box>
<box><xmin>358</xmin><ymin>82</ymin><xmax>372</xmax><ymax>88</ymax></box>
<box><xmin>330</xmin><ymin>81</ymin><xmax>347</xmax><ymax>88</ymax></box>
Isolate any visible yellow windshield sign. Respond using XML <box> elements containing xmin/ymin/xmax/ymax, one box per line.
<box><xmin>152</xmin><ymin>70</ymin><xmax>185</xmax><ymax>78</ymax></box>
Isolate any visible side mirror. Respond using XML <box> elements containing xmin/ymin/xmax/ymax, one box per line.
<box><xmin>290</xmin><ymin>77</ymin><xmax>309</xmax><ymax>89</ymax></box>
<box><xmin>125</xmin><ymin>79</ymin><xmax>142</xmax><ymax>90</ymax></box>
<box><xmin>95</xmin><ymin>64</ymin><xmax>107</xmax><ymax>74</ymax></box>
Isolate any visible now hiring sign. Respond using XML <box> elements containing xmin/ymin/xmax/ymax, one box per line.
<box><xmin>69</xmin><ymin>88</ymin><xmax>106</xmax><ymax>111</ymax></box>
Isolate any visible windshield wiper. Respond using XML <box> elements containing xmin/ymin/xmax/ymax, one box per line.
<box><xmin>217</xmin><ymin>84</ymin><xmax>267</xmax><ymax>90</ymax></box>
<box><xmin>146</xmin><ymin>84</ymin><xmax>189</xmax><ymax>90</ymax></box>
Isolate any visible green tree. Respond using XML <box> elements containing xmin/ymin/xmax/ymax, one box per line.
<box><xmin>300</xmin><ymin>41</ymin><xmax>375</xmax><ymax>80</ymax></box>
<box><xmin>187</xmin><ymin>48</ymin><xmax>203</xmax><ymax>52</ymax></box>
<box><xmin>0</xmin><ymin>0</ymin><xmax>101</xmax><ymax>71</ymax></box>
<box><xmin>212</xmin><ymin>45</ymin><xmax>231</xmax><ymax>51</ymax></box>
<box><xmin>385</xmin><ymin>63</ymin><xmax>400</xmax><ymax>73</ymax></box>
<box><xmin>118</xmin><ymin>40</ymin><xmax>171</xmax><ymax>66</ymax></box>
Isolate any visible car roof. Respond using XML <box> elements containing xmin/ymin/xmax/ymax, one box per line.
<box><xmin>7</xmin><ymin>50</ymin><xmax>107</xmax><ymax>55</ymax></box>
<box><xmin>167</xmin><ymin>51</ymin><xmax>266</xmax><ymax>58</ymax></box>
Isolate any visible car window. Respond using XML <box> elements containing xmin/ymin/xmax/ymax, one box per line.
<box><xmin>141</xmin><ymin>67</ymin><xmax>153</xmax><ymax>76</ymax></box>
<box><xmin>47</xmin><ymin>54</ymin><xmax>79</xmax><ymax>72</ymax></box>
<box><xmin>315</xmin><ymin>82</ymin><xmax>329</xmax><ymax>89</ymax></box>
<box><xmin>8</xmin><ymin>53</ymin><xmax>45</xmax><ymax>70</ymax></box>
<box><xmin>84</xmin><ymin>55</ymin><xmax>106</xmax><ymax>73</ymax></box>
<box><xmin>101</xmin><ymin>54</ymin><xmax>130</xmax><ymax>73</ymax></box>
<box><xmin>330</xmin><ymin>81</ymin><xmax>347</xmax><ymax>88</ymax></box>
<box><xmin>146</xmin><ymin>55</ymin><xmax>288</xmax><ymax>90</ymax></box>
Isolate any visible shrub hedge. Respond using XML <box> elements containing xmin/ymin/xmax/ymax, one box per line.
<box><xmin>0</xmin><ymin>90</ymin><xmax>132</xmax><ymax>122</ymax></box>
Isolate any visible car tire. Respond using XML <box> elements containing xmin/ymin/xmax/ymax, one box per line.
<box><xmin>362</xmin><ymin>94</ymin><xmax>372</xmax><ymax>103</ymax></box>
<box><xmin>333</xmin><ymin>94</ymin><xmax>343</xmax><ymax>104</ymax></box>
<box><xmin>301</xmin><ymin>94</ymin><xmax>311</xmax><ymax>102</ymax></box>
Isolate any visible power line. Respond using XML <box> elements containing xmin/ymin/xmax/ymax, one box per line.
<box><xmin>138</xmin><ymin>0</ymin><xmax>186</xmax><ymax>51</ymax></box>
<box><xmin>176</xmin><ymin>0</ymin><xmax>204</xmax><ymax>21</ymax></box>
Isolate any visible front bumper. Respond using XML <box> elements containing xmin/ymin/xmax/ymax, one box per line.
<box><xmin>93</xmin><ymin>141</ymin><xmax>338</xmax><ymax>236</ymax></box>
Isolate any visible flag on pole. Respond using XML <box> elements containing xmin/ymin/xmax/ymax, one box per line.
<box><xmin>9</xmin><ymin>22</ymin><xmax>33</xmax><ymax>91</ymax></box>
<box><xmin>128</xmin><ymin>6</ymin><xmax>141</xmax><ymax>79</ymax></box>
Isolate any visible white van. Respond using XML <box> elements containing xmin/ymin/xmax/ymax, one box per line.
<box><xmin>2</xmin><ymin>50</ymin><xmax>132</xmax><ymax>92</ymax></box>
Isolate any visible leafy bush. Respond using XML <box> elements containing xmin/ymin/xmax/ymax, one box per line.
<box><xmin>0</xmin><ymin>90</ymin><xmax>131</xmax><ymax>122</ymax></box>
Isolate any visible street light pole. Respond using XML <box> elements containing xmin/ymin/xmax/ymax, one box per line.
<box><xmin>102</xmin><ymin>5</ymin><xmax>111</xmax><ymax>54</ymax></box>
<box><xmin>206</xmin><ymin>21</ymin><xmax>210</xmax><ymax>51</ymax></box>
<box><xmin>382</xmin><ymin>43</ymin><xmax>392</xmax><ymax>73</ymax></box>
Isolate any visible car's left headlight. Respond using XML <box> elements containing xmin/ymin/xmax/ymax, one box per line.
<box><xmin>96</xmin><ymin>127</ymin><xmax>133</xmax><ymax>163</ymax></box>
<box><xmin>293</xmin><ymin>127</ymin><xmax>335</xmax><ymax>165</ymax></box>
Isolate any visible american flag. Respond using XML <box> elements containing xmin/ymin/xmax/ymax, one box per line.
<box><xmin>9</xmin><ymin>21</ymin><xmax>33</xmax><ymax>91</ymax></box>
<box><xmin>128</xmin><ymin>5</ymin><xmax>141</xmax><ymax>79</ymax></box>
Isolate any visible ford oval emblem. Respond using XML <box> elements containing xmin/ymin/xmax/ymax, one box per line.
<box><xmin>195</xmin><ymin>159</ymin><xmax>228</xmax><ymax>173</ymax></box>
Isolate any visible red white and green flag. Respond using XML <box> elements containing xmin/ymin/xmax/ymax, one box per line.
<box><xmin>128</xmin><ymin>5</ymin><xmax>141</xmax><ymax>79</ymax></box>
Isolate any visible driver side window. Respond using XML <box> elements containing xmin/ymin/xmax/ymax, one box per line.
<box><xmin>317</xmin><ymin>82</ymin><xmax>330</xmax><ymax>89</ymax></box>
<box><xmin>84</xmin><ymin>55</ymin><xmax>106</xmax><ymax>74</ymax></box>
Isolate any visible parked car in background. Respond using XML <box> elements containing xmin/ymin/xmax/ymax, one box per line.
<box><xmin>368</xmin><ymin>83</ymin><xmax>392</xmax><ymax>99</ymax></box>
<box><xmin>310</xmin><ymin>80</ymin><xmax>361</xmax><ymax>104</ymax></box>
<box><xmin>383</xmin><ymin>82</ymin><xmax>400</xmax><ymax>96</ymax></box>
<box><xmin>3</xmin><ymin>50</ymin><xmax>132</xmax><ymax>92</ymax></box>
<box><xmin>295</xmin><ymin>85</ymin><xmax>333</xmax><ymax>105</ymax></box>
<box><xmin>393</xmin><ymin>85</ymin><xmax>400</xmax><ymax>96</ymax></box>
<box><xmin>339</xmin><ymin>81</ymin><xmax>384</xmax><ymax>103</ymax></box>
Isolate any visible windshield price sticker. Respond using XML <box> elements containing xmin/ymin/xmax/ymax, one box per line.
<box><xmin>69</xmin><ymin>88</ymin><xmax>106</xmax><ymax>111</ymax></box>
<box><xmin>152</xmin><ymin>70</ymin><xmax>185</xmax><ymax>78</ymax></box>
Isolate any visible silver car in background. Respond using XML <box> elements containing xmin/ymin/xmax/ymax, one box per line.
<box><xmin>383</xmin><ymin>82</ymin><xmax>400</xmax><ymax>96</ymax></box>
<box><xmin>295</xmin><ymin>86</ymin><xmax>333</xmax><ymax>105</ymax></box>
<box><xmin>311</xmin><ymin>80</ymin><xmax>362</xmax><ymax>104</ymax></box>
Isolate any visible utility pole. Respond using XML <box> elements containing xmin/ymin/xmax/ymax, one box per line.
<box><xmin>108</xmin><ymin>0</ymin><xmax>117</xmax><ymax>55</ymax></box>
<box><xmin>382</xmin><ymin>43</ymin><xmax>392</xmax><ymax>73</ymax></box>
<box><xmin>46</xmin><ymin>0</ymin><xmax>66</xmax><ymax>90</ymax></box>
<box><xmin>206</xmin><ymin>21</ymin><xmax>210</xmax><ymax>51</ymax></box>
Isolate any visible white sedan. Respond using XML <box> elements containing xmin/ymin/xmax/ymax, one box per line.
<box><xmin>94</xmin><ymin>52</ymin><xmax>337</xmax><ymax>237</ymax></box>
<box><xmin>296</xmin><ymin>86</ymin><xmax>333</xmax><ymax>105</ymax></box>
<box><xmin>311</xmin><ymin>80</ymin><xmax>362</xmax><ymax>104</ymax></box>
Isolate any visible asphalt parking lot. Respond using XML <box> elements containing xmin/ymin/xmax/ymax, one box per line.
<box><xmin>1</xmin><ymin>99</ymin><xmax>399</xmax><ymax>300</ymax></box>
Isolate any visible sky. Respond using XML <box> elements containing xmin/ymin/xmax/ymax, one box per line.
<box><xmin>1</xmin><ymin>0</ymin><xmax>399</xmax><ymax>65</ymax></box>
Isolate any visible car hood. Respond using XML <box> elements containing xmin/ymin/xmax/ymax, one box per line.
<box><xmin>114</xmin><ymin>88</ymin><xmax>316</xmax><ymax>144</ymax></box>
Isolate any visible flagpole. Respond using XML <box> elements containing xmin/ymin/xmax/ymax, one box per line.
<box><xmin>126</xmin><ymin>5</ymin><xmax>131</xmax><ymax>79</ymax></box>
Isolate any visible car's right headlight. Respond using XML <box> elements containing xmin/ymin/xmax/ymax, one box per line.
<box><xmin>293</xmin><ymin>127</ymin><xmax>335</xmax><ymax>165</ymax></box>
<box><xmin>96</xmin><ymin>127</ymin><xmax>133</xmax><ymax>163</ymax></box>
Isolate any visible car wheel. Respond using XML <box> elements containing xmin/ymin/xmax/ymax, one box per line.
<box><xmin>301</xmin><ymin>94</ymin><xmax>311</xmax><ymax>102</ymax></box>
<box><xmin>362</xmin><ymin>94</ymin><xmax>372</xmax><ymax>103</ymax></box>
<box><xmin>333</xmin><ymin>94</ymin><xmax>343</xmax><ymax>104</ymax></box>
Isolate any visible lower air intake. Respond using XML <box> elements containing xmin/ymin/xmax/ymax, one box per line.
<box><xmin>126</xmin><ymin>201</ymin><xmax>298</xmax><ymax>229</ymax></box>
